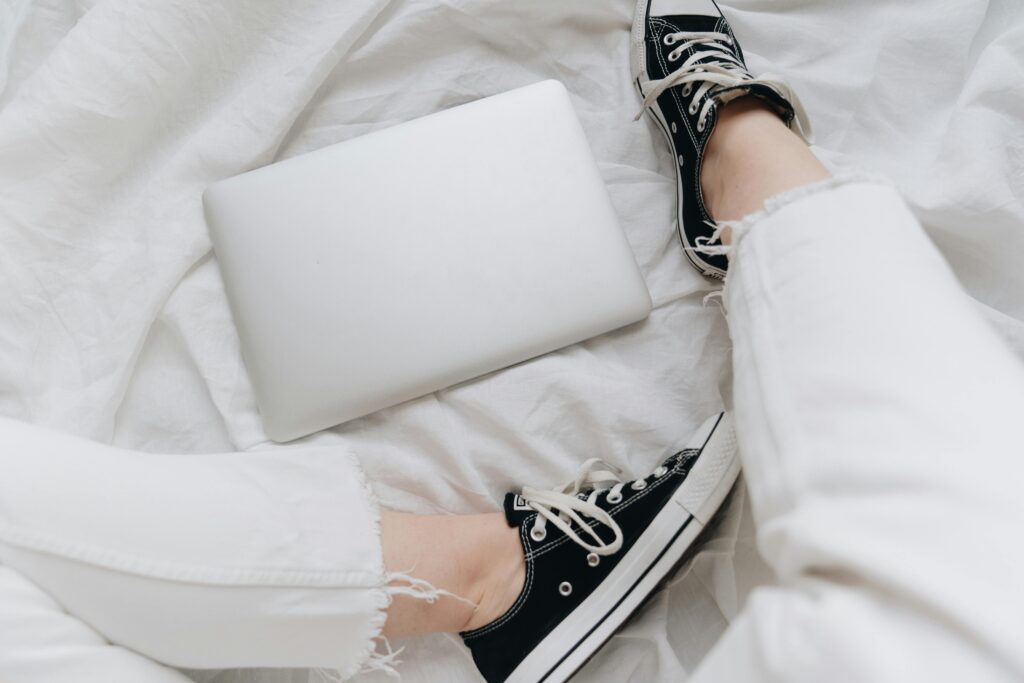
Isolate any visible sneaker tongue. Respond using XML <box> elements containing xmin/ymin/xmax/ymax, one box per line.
<box><xmin>502</xmin><ymin>492</ymin><xmax>535</xmax><ymax>528</ymax></box>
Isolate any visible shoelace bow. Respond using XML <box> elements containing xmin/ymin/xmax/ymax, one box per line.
<box><xmin>519</xmin><ymin>458</ymin><xmax>630</xmax><ymax>556</ymax></box>
<box><xmin>635</xmin><ymin>30</ymin><xmax>807</xmax><ymax>138</ymax></box>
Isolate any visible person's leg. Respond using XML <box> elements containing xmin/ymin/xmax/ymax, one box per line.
<box><xmin>692</xmin><ymin>101</ymin><xmax>1024</xmax><ymax>681</ymax></box>
<box><xmin>0</xmin><ymin>416</ymin><xmax>522</xmax><ymax>675</ymax></box>
<box><xmin>381</xmin><ymin>511</ymin><xmax>523</xmax><ymax>638</ymax></box>
<box><xmin>0</xmin><ymin>408</ymin><xmax>743</xmax><ymax>683</ymax></box>
<box><xmin>700</xmin><ymin>97</ymin><xmax>829</xmax><ymax>225</ymax></box>
<box><xmin>0</xmin><ymin>562</ymin><xmax>193</xmax><ymax>683</ymax></box>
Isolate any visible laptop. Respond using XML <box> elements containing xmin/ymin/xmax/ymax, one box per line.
<box><xmin>203</xmin><ymin>80</ymin><xmax>652</xmax><ymax>442</ymax></box>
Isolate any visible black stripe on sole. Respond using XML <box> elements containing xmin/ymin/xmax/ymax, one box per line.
<box><xmin>551</xmin><ymin>481</ymin><xmax>738</xmax><ymax>683</ymax></box>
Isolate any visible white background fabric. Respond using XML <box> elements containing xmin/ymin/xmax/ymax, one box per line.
<box><xmin>0</xmin><ymin>0</ymin><xmax>1021</xmax><ymax>681</ymax></box>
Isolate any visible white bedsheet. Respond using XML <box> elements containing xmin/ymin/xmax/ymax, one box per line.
<box><xmin>1</xmin><ymin>0</ymin><xmax>1021</xmax><ymax>681</ymax></box>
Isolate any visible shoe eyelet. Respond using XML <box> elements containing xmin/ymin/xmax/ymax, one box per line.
<box><xmin>663</xmin><ymin>34</ymin><xmax>676</xmax><ymax>46</ymax></box>
<box><xmin>654</xmin><ymin>466</ymin><xmax>668</xmax><ymax>477</ymax></box>
<box><xmin>697</xmin><ymin>120</ymin><xmax>706</xmax><ymax>132</ymax></box>
<box><xmin>688</xmin><ymin>102</ymin><xmax>699</xmax><ymax>115</ymax></box>
<box><xmin>606</xmin><ymin>491</ymin><xmax>623</xmax><ymax>504</ymax></box>
<box><xmin>559</xmin><ymin>581</ymin><xmax>573</xmax><ymax>596</ymax></box>
<box><xmin>587</xmin><ymin>553</ymin><xmax>600</xmax><ymax>567</ymax></box>
<box><xmin>530</xmin><ymin>526</ymin><xmax>547</xmax><ymax>542</ymax></box>
<box><xmin>631</xmin><ymin>479</ymin><xmax>647</xmax><ymax>491</ymax></box>
<box><xmin>677</xmin><ymin>154</ymin><xmax>684</xmax><ymax>166</ymax></box>
<box><xmin>670</xmin><ymin>121</ymin><xmax>677</xmax><ymax>134</ymax></box>
<box><xmin>682</xmin><ymin>84</ymin><xmax>693</xmax><ymax>97</ymax></box>
<box><xmin>668</xmin><ymin>51</ymin><xmax>679</xmax><ymax>62</ymax></box>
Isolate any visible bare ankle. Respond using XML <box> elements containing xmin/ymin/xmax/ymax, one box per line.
<box><xmin>700</xmin><ymin>95</ymin><xmax>829</xmax><ymax>229</ymax></box>
<box><xmin>701</xmin><ymin>97</ymin><xmax>801</xmax><ymax>222</ymax></box>
<box><xmin>461</xmin><ymin>518</ymin><xmax>525</xmax><ymax>631</ymax></box>
<box><xmin>381</xmin><ymin>512</ymin><xmax>523</xmax><ymax>638</ymax></box>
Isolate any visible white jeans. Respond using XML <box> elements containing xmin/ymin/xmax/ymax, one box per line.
<box><xmin>2</xmin><ymin>180</ymin><xmax>1023</xmax><ymax>682</ymax></box>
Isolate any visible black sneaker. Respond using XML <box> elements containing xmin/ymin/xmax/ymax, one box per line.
<box><xmin>461</xmin><ymin>413</ymin><xmax>739</xmax><ymax>683</ymax></box>
<box><xmin>630</xmin><ymin>0</ymin><xmax>811</xmax><ymax>279</ymax></box>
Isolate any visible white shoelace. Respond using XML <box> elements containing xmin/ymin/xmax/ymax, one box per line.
<box><xmin>519</xmin><ymin>458</ymin><xmax>628</xmax><ymax>556</ymax></box>
<box><xmin>635</xmin><ymin>30</ymin><xmax>811</xmax><ymax>140</ymax></box>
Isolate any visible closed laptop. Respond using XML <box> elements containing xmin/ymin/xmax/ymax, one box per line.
<box><xmin>203</xmin><ymin>80</ymin><xmax>651</xmax><ymax>442</ymax></box>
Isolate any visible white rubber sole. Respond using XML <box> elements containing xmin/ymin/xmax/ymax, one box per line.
<box><xmin>505</xmin><ymin>412</ymin><xmax>740</xmax><ymax>683</ymax></box>
<box><xmin>629</xmin><ymin>0</ymin><xmax>653</xmax><ymax>84</ymax></box>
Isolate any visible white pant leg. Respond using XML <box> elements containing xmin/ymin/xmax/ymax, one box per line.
<box><xmin>0</xmin><ymin>417</ymin><xmax>390</xmax><ymax>678</ymax></box>
<box><xmin>694</xmin><ymin>181</ymin><xmax>1024</xmax><ymax>682</ymax></box>
<box><xmin>0</xmin><ymin>563</ymin><xmax>192</xmax><ymax>683</ymax></box>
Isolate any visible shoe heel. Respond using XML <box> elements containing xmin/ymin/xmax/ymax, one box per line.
<box><xmin>675</xmin><ymin>413</ymin><xmax>740</xmax><ymax>525</ymax></box>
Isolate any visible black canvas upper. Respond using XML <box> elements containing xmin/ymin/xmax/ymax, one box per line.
<box><xmin>460</xmin><ymin>448</ymin><xmax>702</xmax><ymax>683</ymax></box>
<box><xmin>637</xmin><ymin>3</ymin><xmax>797</xmax><ymax>278</ymax></box>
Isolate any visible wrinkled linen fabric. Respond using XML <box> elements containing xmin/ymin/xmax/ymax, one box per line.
<box><xmin>0</xmin><ymin>1</ymin><xmax>1021</xmax><ymax>682</ymax></box>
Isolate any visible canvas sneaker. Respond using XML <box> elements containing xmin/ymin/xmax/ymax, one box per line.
<box><xmin>630</xmin><ymin>0</ymin><xmax>811</xmax><ymax>279</ymax></box>
<box><xmin>461</xmin><ymin>412</ymin><xmax>739</xmax><ymax>683</ymax></box>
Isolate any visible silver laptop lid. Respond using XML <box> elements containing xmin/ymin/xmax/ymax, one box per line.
<box><xmin>204</xmin><ymin>80</ymin><xmax>651</xmax><ymax>442</ymax></box>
